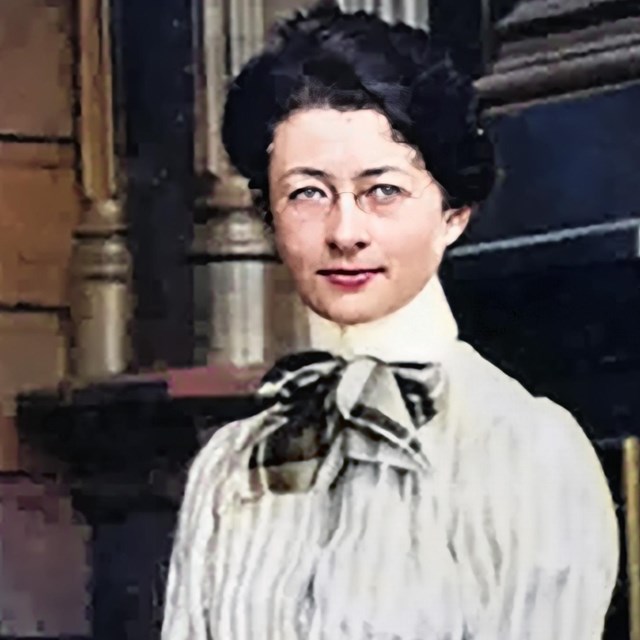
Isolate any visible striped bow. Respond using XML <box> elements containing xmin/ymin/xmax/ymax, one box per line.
<box><xmin>243</xmin><ymin>351</ymin><xmax>444</xmax><ymax>493</ymax></box>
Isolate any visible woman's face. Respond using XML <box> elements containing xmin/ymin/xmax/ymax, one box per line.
<box><xmin>268</xmin><ymin>108</ymin><xmax>470</xmax><ymax>325</ymax></box>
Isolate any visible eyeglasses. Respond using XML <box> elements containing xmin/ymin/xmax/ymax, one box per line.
<box><xmin>279</xmin><ymin>182</ymin><xmax>432</xmax><ymax>219</ymax></box>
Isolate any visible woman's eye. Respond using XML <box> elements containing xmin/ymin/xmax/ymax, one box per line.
<box><xmin>289</xmin><ymin>187</ymin><xmax>325</xmax><ymax>200</ymax></box>
<box><xmin>370</xmin><ymin>184</ymin><xmax>402</xmax><ymax>199</ymax></box>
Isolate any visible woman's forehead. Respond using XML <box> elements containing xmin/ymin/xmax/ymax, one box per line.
<box><xmin>270</xmin><ymin>108</ymin><xmax>419</xmax><ymax>174</ymax></box>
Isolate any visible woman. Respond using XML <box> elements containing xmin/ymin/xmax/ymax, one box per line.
<box><xmin>163</xmin><ymin>3</ymin><xmax>619</xmax><ymax>639</ymax></box>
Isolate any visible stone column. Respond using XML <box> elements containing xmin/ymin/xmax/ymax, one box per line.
<box><xmin>70</xmin><ymin>199</ymin><xmax>131</xmax><ymax>380</ymax></box>
<box><xmin>69</xmin><ymin>0</ymin><xmax>132</xmax><ymax>381</ymax></box>
<box><xmin>193</xmin><ymin>0</ymin><xmax>307</xmax><ymax>367</ymax></box>
<box><xmin>201</xmin><ymin>177</ymin><xmax>278</xmax><ymax>366</ymax></box>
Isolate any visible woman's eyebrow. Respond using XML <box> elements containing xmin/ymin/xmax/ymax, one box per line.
<box><xmin>280</xmin><ymin>167</ymin><xmax>330</xmax><ymax>181</ymax></box>
<box><xmin>356</xmin><ymin>165</ymin><xmax>406</xmax><ymax>178</ymax></box>
<box><xmin>280</xmin><ymin>165</ymin><xmax>407</xmax><ymax>181</ymax></box>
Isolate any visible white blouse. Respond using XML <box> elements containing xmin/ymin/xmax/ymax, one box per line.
<box><xmin>162</xmin><ymin>278</ymin><xmax>619</xmax><ymax>640</ymax></box>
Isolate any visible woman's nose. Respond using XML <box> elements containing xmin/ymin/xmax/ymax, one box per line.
<box><xmin>325</xmin><ymin>193</ymin><xmax>371</xmax><ymax>253</ymax></box>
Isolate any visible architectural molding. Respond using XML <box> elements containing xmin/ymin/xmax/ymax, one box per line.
<box><xmin>477</xmin><ymin>0</ymin><xmax>640</xmax><ymax>106</ymax></box>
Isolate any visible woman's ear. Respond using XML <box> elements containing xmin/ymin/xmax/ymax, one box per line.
<box><xmin>443</xmin><ymin>206</ymin><xmax>472</xmax><ymax>247</ymax></box>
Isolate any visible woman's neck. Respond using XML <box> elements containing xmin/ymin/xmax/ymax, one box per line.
<box><xmin>305</xmin><ymin>276</ymin><xmax>458</xmax><ymax>363</ymax></box>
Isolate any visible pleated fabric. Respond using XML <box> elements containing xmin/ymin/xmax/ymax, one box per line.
<box><xmin>162</xmin><ymin>341</ymin><xmax>619</xmax><ymax>640</ymax></box>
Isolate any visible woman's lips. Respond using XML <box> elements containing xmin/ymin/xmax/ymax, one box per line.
<box><xmin>318</xmin><ymin>268</ymin><xmax>384</xmax><ymax>290</ymax></box>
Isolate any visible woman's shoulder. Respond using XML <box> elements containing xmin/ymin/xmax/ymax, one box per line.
<box><xmin>197</xmin><ymin>418</ymin><xmax>251</xmax><ymax>458</ymax></box>
<box><xmin>442</xmin><ymin>340</ymin><xmax>549</xmax><ymax>418</ymax></box>
<box><xmin>180</xmin><ymin>415</ymin><xmax>264</xmax><ymax>499</ymax></box>
<box><xmin>442</xmin><ymin>340</ymin><xmax>596</xmax><ymax>459</ymax></box>
<box><xmin>446</xmin><ymin>342</ymin><xmax>617</xmax><ymax>537</ymax></box>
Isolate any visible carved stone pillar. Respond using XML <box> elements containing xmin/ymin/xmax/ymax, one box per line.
<box><xmin>201</xmin><ymin>176</ymin><xmax>278</xmax><ymax>366</ymax></box>
<box><xmin>340</xmin><ymin>0</ymin><xmax>429</xmax><ymax>27</ymax></box>
<box><xmin>69</xmin><ymin>0</ymin><xmax>132</xmax><ymax>381</ymax></box>
<box><xmin>193</xmin><ymin>0</ymin><xmax>305</xmax><ymax>367</ymax></box>
<box><xmin>70</xmin><ymin>199</ymin><xmax>132</xmax><ymax>380</ymax></box>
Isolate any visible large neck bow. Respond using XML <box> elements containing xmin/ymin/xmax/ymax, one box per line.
<box><xmin>243</xmin><ymin>350</ymin><xmax>444</xmax><ymax>493</ymax></box>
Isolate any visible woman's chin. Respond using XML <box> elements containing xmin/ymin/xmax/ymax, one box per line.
<box><xmin>308</xmin><ymin>295</ymin><xmax>392</xmax><ymax>326</ymax></box>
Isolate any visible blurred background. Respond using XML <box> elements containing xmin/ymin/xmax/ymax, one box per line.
<box><xmin>0</xmin><ymin>0</ymin><xmax>639</xmax><ymax>638</ymax></box>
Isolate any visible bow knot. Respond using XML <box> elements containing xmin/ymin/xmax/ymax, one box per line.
<box><xmin>244</xmin><ymin>351</ymin><xmax>443</xmax><ymax>493</ymax></box>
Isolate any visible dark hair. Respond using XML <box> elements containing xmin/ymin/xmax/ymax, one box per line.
<box><xmin>221</xmin><ymin>0</ymin><xmax>495</xmax><ymax>217</ymax></box>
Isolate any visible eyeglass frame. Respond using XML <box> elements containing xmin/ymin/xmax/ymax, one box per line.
<box><xmin>274</xmin><ymin>178</ymin><xmax>440</xmax><ymax>219</ymax></box>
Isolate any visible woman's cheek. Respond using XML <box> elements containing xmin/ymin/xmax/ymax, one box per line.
<box><xmin>282</xmin><ymin>222</ymin><xmax>323</xmax><ymax>263</ymax></box>
<box><xmin>279</xmin><ymin>237</ymin><xmax>315</xmax><ymax>275</ymax></box>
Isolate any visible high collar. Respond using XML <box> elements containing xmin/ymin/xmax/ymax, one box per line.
<box><xmin>305</xmin><ymin>276</ymin><xmax>458</xmax><ymax>363</ymax></box>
